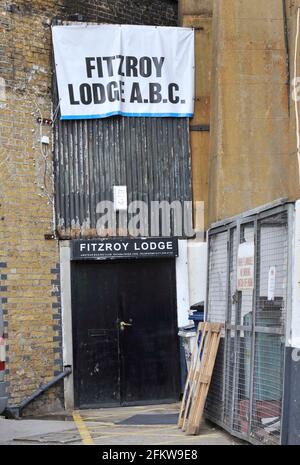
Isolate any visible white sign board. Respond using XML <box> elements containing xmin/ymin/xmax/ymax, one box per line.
<box><xmin>267</xmin><ymin>266</ymin><xmax>276</xmax><ymax>301</ymax></box>
<box><xmin>52</xmin><ymin>25</ymin><xmax>195</xmax><ymax>120</ymax></box>
<box><xmin>113</xmin><ymin>186</ymin><xmax>127</xmax><ymax>211</ymax></box>
<box><xmin>237</xmin><ymin>242</ymin><xmax>255</xmax><ymax>291</ymax></box>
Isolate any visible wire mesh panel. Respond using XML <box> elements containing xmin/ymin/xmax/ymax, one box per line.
<box><xmin>206</xmin><ymin>231</ymin><xmax>228</xmax><ymax>323</ymax></box>
<box><xmin>229</xmin><ymin>228</ymin><xmax>238</xmax><ymax>326</ymax></box>
<box><xmin>232</xmin><ymin>223</ymin><xmax>255</xmax><ymax>436</ymax></box>
<box><xmin>223</xmin><ymin>228</ymin><xmax>237</xmax><ymax>428</ymax></box>
<box><xmin>250</xmin><ymin>334</ymin><xmax>284</xmax><ymax>444</ymax></box>
<box><xmin>223</xmin><ymin>328</ymin><xmax>235</xmax><ymax>428</ymax></box>
<box><xmin>205</xmin><ymin>230</ymin><xmax>228</xmax><ymax>423</ymax></box>
<box><xmin>250</xmin><ymin>212</ymin><xmax>288</xmax><ymax>445</ymax></box>
<box><xmin>205</xmin><ymin>207</ymin><xmax>289</xmax><ymax>445</ymax></box>
<box><xmin>204</xmin><ymin>334</ymin><xmax>226</xmax><ymax>423</ymax></box>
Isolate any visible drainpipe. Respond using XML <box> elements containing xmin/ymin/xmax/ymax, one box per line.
<box><xmin>4</xmin><ymin>367</ymin><xmax>72</xmax><ymax>419</ymax></box>
<box><xmin>282</xmin><ymin>0</ymin><xmax>290</xmax><ymax>113</ymax></box>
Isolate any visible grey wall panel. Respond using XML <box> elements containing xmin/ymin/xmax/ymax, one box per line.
<box><xmin>54</xmin><ymin>116</ymin><xmax>192</xmax><ymax>238</ymax></box>
<box><xmin>282</xmin><ymin>347</ymin><xmax>300</xmax><ymax>445</ymax></box>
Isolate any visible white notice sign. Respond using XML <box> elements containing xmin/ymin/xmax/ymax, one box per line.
<box><xmin>237</xmin><ymin>242</ymin><xmax>255</xmax><ymax>291</ymax></box>
<box><xmin>268</xmin><ymin>266</ymin><xmax>276</xmax><ymax>301</ymax></box>
<box><xmin>52</xmin><ymin>24</ymin><xmax>195</xmax><ymax>120</ymax></box>
<box><xmin>113</xmin><ymin>186</ymin><xmax>127</xmax><ymax>211</ymax></box>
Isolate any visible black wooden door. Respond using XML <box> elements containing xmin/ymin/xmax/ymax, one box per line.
<box><xmin>71</xmin><ymin>262</ymin><xmax>120</xmax><ymax>408</ymax></box>
<box><xmin>118</xmin><ymin>259</ymin><xmax>180</xmax><ymax>405</ymax></box>
<box><xmin>71</xmin><ymin>258</ymin><xmax>180</xmax><ymax>408</ymax></box>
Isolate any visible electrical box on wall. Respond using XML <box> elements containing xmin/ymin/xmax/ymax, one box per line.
<box><xmin>41</xmin><ymin>135</ymin><xmax>50</xmax><ymax>145</ymax></box>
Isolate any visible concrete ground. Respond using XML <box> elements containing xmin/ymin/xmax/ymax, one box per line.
<box><xmin>0</xmin><ymin>403</ymin><xmax>243</xmax><ymax>445</ymax></box>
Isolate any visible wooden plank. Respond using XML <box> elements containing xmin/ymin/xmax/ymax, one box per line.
<box><xmin>186</xmin><ymin>334</ymin><xmax>215</xmax><ymax>434</ymax></box>
<box><xmin>181</xmin><ymin>323</ymin><xmax>208</xmax><ymax>431</ymax></box>
<box><xmin>177</xmin><ymin>324</ymin><xmax>199</xmax><ymax>428</ymax></box>
<box><xmin>178</xmin><ymin>322</ymin><xmax>223</xmax><ymax>436</ymax></box>
<box><xmin>198</xmin><ymin>373</ymin><xmax>211</xmax><ymax>384</ymax></box>
<box><xmin>186</xmin><ymin>328</ymin><xmax>222</xmax><ymax>435</ymax></box>
<box><xmin>182</xmin><ymin>323</ymin><xmax>211</xmax><ymax>431</ymax></box>
<box><xmin>178</xmin><ymin>322</ymin><xmax>206</xmax><ymax>428</ymax></box>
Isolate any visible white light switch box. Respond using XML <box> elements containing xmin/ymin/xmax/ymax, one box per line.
<box><xmin>113</xmin><ymin>186</ymin><xmax>127</xmax><ymax>211</ymax></box>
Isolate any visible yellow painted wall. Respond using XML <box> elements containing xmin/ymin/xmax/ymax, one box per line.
<box><xmin>179</xmin><ymin>0</ymin><xmax>213</xmax><ymax>231</ymax></box>
<box><xmin>208</xmin><ymin>0</ymin><xmax>298</xmax><ymax>224</ymax></box>
<box><xmin>288</xmin><ymin>0</ymin><xmax>300</xmax><ymax>202</ymax></box>
<box><xmin>181</xmin><ymin>0</ymin><xmax>300</xmax><ymax>227</ymax></box>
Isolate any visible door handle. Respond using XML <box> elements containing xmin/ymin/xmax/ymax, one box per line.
<box><xmin>120</xmin><ymin>321</ymin><xmax>132</xmax><ymax>330</ymax></box>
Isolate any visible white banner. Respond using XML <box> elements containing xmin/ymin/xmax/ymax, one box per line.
<box><xmin>52</xmin><ymin>24</ymin><xmax>195</xmax><ymax>120</ymax></box>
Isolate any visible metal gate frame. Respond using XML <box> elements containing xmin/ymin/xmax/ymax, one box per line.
<box><xmin>204</xmin><ymin>200</ymin><xmax>294</xmax><ymax>445</ymax></box>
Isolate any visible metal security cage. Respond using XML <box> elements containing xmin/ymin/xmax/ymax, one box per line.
<box><xmin>205</xmin><ymin>201</ymin><xmax>293</xmax><ymax>445</ymax></box>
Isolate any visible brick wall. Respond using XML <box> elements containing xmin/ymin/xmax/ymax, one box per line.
<box><xmin>63</xmin><ymin>0</ymin><xmax>178</xmax><ymax>26</ymax></box>
<box><xmin>0</xmin><ymin>0</ymin><xmax>178</xmax><ymax>414</ymax></box>
<box><xmin>0</xmin><ymin>0</ymin><xmax>64</xmax><ymax>414</ymax></box>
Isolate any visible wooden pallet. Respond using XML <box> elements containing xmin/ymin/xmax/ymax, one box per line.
<box><xmin>178</xmin><ymin>322</ymin><xmax>222</xmax><ymax>436</ymax></box>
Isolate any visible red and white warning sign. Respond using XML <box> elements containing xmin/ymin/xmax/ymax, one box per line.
<box><xmin>0</xmin><ymin>336</ymin><xmax>5</xmax><ymax>371</ymax></box>
<box><xmin>237</xmin><ymin>242</ymin><xmax>255</xmax><ymax>291</ymax></box>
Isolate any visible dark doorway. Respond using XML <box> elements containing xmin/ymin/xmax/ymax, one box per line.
<box><xmin>71</xmin><ymin>258</ymin><xmax>180</xmax><ymax>409</ymax></box>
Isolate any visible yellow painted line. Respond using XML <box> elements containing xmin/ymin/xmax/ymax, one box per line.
<box><xmin>80</xmin><ymin>420</ymin><xmax>116</xmax><ymax>426</ymax></box>
<box><xmin>89</xmin><ymin>432</ymin><xmax>220</xmax><ymax>445</ymax></box>
<box><xmin>72</xmin><ymin>411</ymin><xmax>95</xmax><ymax>445</ymax></box>
<box><xmin>80</xmin><ymin>407</ymin><xmax>179</xmax><ymax>420</ymax></box>
<box><xmin>128</xmin><ymin>406</ymin><xmax>178</xmax><ymax>412</ymax></box>
<box><xmin>86</xmin><ymin>423</ymin><xmax>178</xmax><ymax>430</ymax></box>
<box><xmin>88</xmin><ymin>430</ymin><xmax>187</xmax><ymax>437</ymax></box>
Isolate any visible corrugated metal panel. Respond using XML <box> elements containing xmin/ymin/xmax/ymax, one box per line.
<box><xmin>54</xmin><ymin>116</ymin><xmax>192</xmax><ymax>238</ymax></box>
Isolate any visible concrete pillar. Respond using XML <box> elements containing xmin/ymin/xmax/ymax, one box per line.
<box><xmin>179</xmin><ymin>0</ymin><xmax>213</xmax><ymax>231</ymax></box>
<box><xmin>208</xmin><ymin>0</ymin><xmax>298</xmax><ymax>225</ymax></box>
<box><xmin>288</xmin><ymin>0</ymin><xmax>300</xmax><ymax>201</ymax></box>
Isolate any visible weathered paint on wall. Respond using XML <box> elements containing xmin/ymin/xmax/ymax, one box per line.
<box><xmin>178</xmin><ymin>0</ymin><xmax>212</xmax><ymax>22</ymax></box>
<box><xmin>179</xmin><ymin>0</ymin><xmax>213</xmax><ymax>231</ymax></box>
<box><xmin>287</xmin><ymin>0</ymin><xmax>300</xmax><ymax>205</ymax></box>
<box><xmin>208</xmin><ymin>0</ymin><xmax>299</xmax><ymax>225</ymax></box>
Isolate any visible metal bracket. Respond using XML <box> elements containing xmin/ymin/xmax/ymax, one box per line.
<box><xmin>190</xmin><ymin>124</ymin><xmax>210</xmax><ymax>132</ymax></box>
